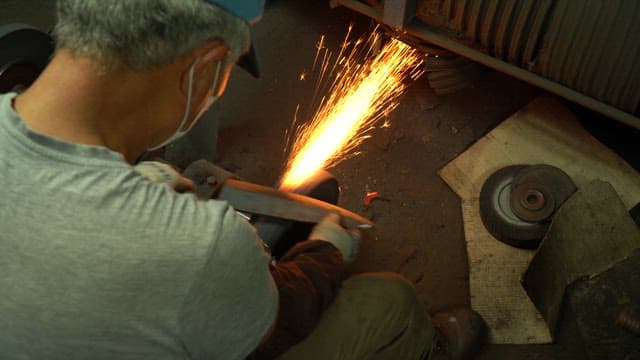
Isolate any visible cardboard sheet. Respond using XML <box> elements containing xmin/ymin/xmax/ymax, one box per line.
<box><xmin>439</xmin><ymin>97</ymin><xmax>640</xmax><ymax>344</ymax></box>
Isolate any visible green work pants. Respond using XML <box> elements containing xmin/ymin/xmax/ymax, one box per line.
<box><xmin>277</xmin><ymin>272</ymin><xmax>436</xmax><ymax>360</ymax></box>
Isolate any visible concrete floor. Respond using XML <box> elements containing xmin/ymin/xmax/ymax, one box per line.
<box><xmin>2</xmin><ymin>1</ymin><xmax>583</xmax><ymax>358</ymax></box>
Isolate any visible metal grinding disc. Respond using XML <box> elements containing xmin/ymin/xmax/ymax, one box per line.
<box><xmin>0</xmin><ymin>24</ymin><xmax>54</xmax><ymax>93</ymax></box>
<box><xmin>479</xmin><ymin>166</ymin><xmax>550</xmax><ymax>249</ymax></box>
<box><xmin>510</xmin><ymin>164</ymin><xmax>577</xmax><ymax>222</ymax></box>
<box><xmin>510</xmin><ymin>181</ymin><xmax>556</xmax><ymax>222</ymax></box>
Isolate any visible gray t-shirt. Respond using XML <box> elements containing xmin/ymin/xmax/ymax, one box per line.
<box><xmin>0</xmin><ymin>93</ymin><xmax>278</xmax><ymax>359</ymax></box>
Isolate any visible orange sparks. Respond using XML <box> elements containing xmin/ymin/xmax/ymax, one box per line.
<box><xmin>280</xmin><ymin>29</ymin><xmax>424</xmax><ymax>190</ymax></box>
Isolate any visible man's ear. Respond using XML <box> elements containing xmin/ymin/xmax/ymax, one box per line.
<box><xmin>195</xmin><ymin>41</ymin><xmax>230</xmax><ymax>77</ymax></box>
<box><xmin>180</xmin><ymin>40</ymin><xmax>230</xmax><ymax>96</ymax></box>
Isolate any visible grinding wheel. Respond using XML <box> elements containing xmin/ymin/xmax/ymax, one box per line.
<box><xmin>0</xmin><ymin>24</ymin><xmax>54</xmax><ymax>93</ymax></box>
<box><xmin>510</xmin><ymin>164</ymin><xmax>577</xmax><ymax>222</ymax></box>
<box><xmin>479</xmin><ymin>165</ymin><xmax>550</xmax><ymax>249</ymax></box>
<box><xmin>252</xmin><ymin>170</ymin><xmax>340</xmax><ymax>258</ymax></box>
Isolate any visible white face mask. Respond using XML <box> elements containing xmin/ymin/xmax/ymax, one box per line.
<box><xmin>148</xmin><ymin>60</ymin><xmax>223</xmax><ymax>151</ymax></box>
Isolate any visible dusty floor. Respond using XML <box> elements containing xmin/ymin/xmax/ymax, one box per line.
<box><xmin>2</xmin><ymin>0</ymin><xmax>605</xmax><ymax>358</ymax></box>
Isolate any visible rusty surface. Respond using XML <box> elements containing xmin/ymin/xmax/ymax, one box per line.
<box><xmin>510</xmin><ymin>164</ymin><xmax>577</xmax><ymax>223</ymax></box>
<box><xmin>510</xmin><ymin>183</ymin><xmax>555</xmax><ymax>223</ymax></box>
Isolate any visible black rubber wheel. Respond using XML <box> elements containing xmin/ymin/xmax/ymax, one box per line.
<box><xmin>479</xmin><ymin>165</ymin><xmax>549</xmax><ymax>250</ymax></box>
<box><xmin>0</xmin><ymin>61</ymin><xmax>40</xmax><ymax>93</ymax></box>
<box><xmin>0</xmin><ymin>24</ymin><xmax>53</xmax><ymax>93</ymax></box>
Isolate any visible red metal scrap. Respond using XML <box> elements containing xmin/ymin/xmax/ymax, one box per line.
<box><xmin>364</xmin><ymin>191</ymin><xmax>380</xmax><ymax>206</ymax></box>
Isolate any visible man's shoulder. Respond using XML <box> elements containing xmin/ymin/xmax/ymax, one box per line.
<box><xmin>106</xmin><ymin>173</ymin><xmax>236</xmax><ymax>243</ymax></box>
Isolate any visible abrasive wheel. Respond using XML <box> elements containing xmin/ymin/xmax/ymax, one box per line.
<box><xmin>0</xmin><ymin>24</ymin><xmax>54</xmax><ymax>93</ymax></box>
<box><xmin>252</xmin><ymin>170</ymin><xmax>340</xmax><ymax>258</ymax></box>
<box><xmin>510</xmin><ymin>164</ymin><xmax>577</xmax><ymax>222</ymax></box>
<box><xmin>479</xmin><ymin>166</ymin><xmax>551</xmax><ymax>249</ymax></box>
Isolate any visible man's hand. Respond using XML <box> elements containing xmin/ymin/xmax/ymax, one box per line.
<box><xmin>308</xmin><ymin>213</ymin><xmax>361</xmax><ymax>265</ymax></box>
<box><xmin>133</xmin><ymin>161</ymin><xmax>195</xmax><ymax>193</ymax></box>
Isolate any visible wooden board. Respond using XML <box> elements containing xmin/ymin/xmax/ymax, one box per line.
<box><xmin>439</xmin><ymin>96</ymin><xmax>640</xmax><ymax>344</ymax></box>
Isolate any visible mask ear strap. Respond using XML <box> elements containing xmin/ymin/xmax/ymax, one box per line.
<box><xmin>211</xmin><ymin>60</ymin><xmax>223</xmax><ymax>95</ymax></box>
<box><xmin>176</xmin><ymin>61</ymin><xmax>197</xmax><ymax>132</ymax></box>
<box><xmin>146</xmin><ymin>61</ymin><xmax>198</xmax><ymax>151</ymax></box>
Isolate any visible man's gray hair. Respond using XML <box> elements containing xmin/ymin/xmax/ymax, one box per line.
<box><xmin>53</xmin><ymin>0</ymin><xmax>250</xmax><ymax>70</ymax></box>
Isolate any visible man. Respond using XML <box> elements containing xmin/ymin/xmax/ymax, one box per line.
<box><xmin>0</xmin><ymin>1</ymin><xmax>485</xmax><ymax>359</ymax></box>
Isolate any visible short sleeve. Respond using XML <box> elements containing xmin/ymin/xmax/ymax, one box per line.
<box><xmin>178</xmin><ymin>205</ymin><xmax>278</xmax><ymax>360</ymax></box>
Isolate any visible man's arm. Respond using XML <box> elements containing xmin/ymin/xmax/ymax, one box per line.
<box><xmin>178</xmin><ymin>206</ymin><xmax>279</xmax><ymax>360</ymax></box>
<box><xmin>251</xmin><ymin>214</ymin><xmax>360</xmax><ymax>359</ymax></box>
<box><xmin>251</xmin><ymin>240</ymin><xmax>345</xmax><ymax>358</ymax></box>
